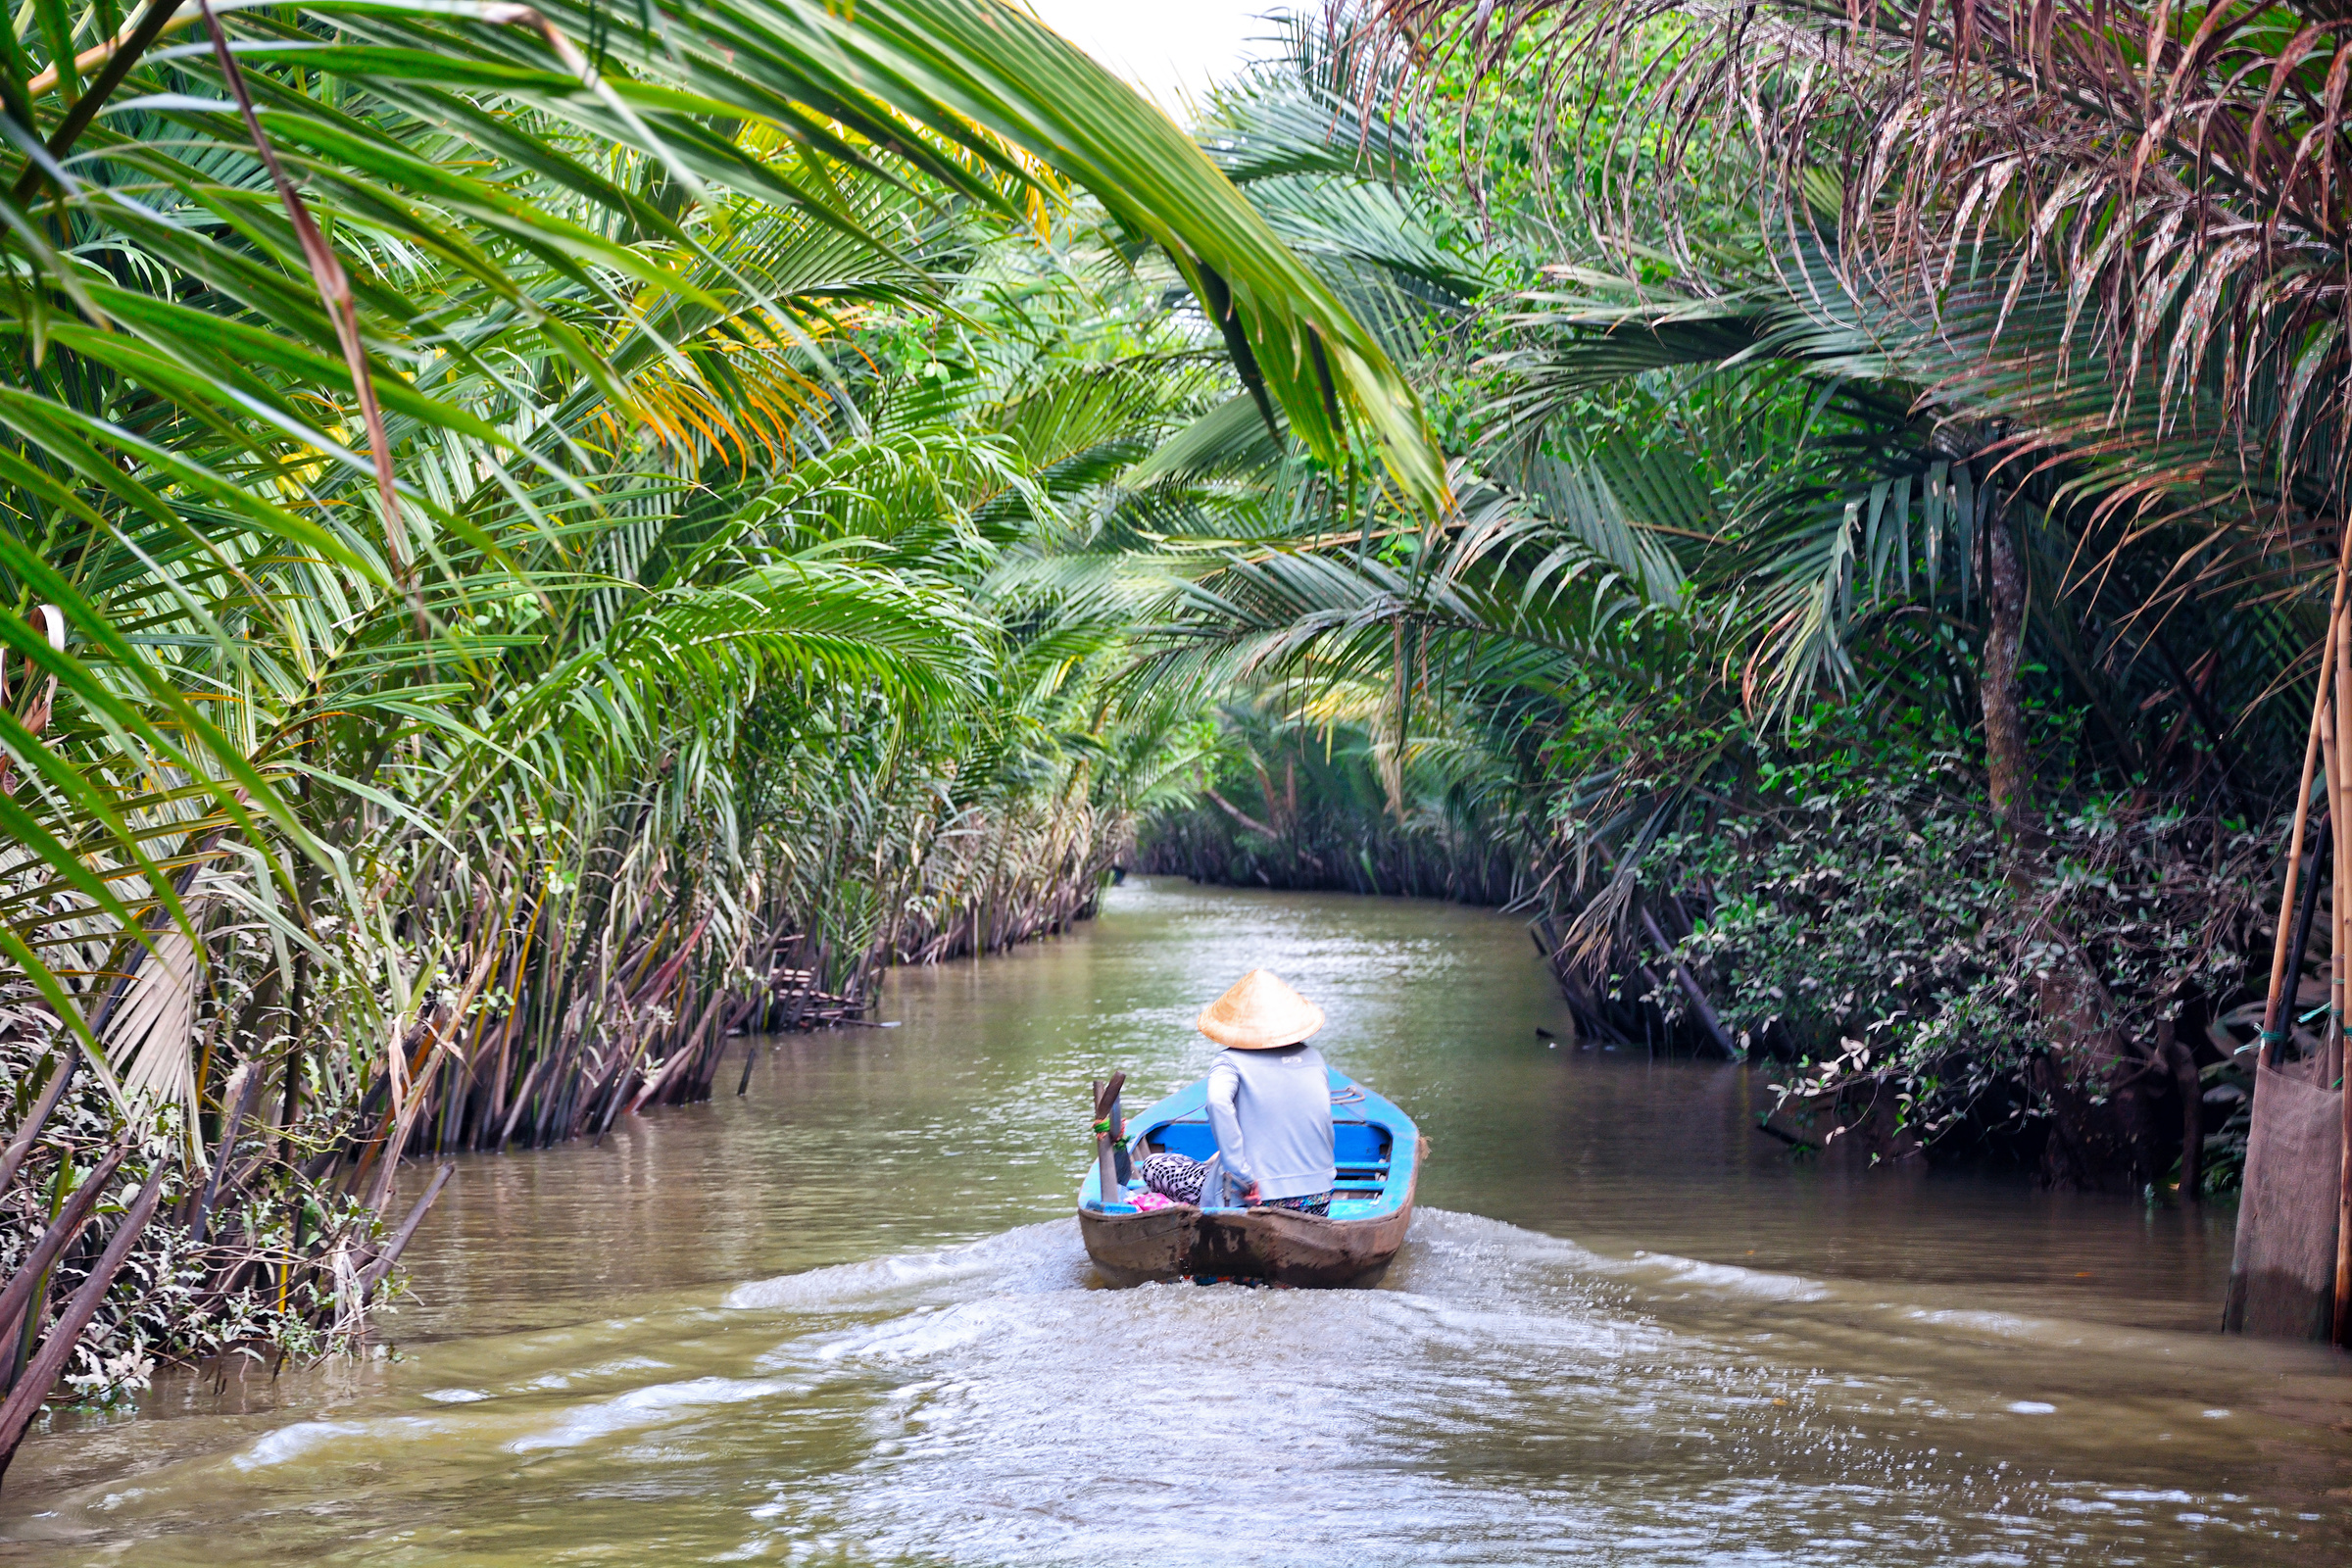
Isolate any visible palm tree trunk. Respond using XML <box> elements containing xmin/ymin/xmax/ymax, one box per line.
<box><xmin>1983</xmin><ymin>498</ymin><xmax>2033</xmax><ymax>844</ymax></box>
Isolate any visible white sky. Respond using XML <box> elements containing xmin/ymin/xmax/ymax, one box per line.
<box><xmin>1024</xmin><ymin>0</ymin><xmax>1281</xmax><ymax>119</ymax></box>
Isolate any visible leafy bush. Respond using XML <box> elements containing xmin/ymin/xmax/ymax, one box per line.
<box><xmin>1631</xmin><ymin>736</ymin><xmax>2273</xmax><ymax>1168</ymax></box>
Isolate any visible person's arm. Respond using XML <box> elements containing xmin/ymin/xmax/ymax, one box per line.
<box><xmin>1203</xmin><ymin>1057</ymin><xmax>1258</xmax><ymax>1198</ymax></box>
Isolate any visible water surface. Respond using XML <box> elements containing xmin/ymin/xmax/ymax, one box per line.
<box><xmin>6</xmin><ymin>878</ymin><xmax>2348</xmax><ymax>1563</ymax></box>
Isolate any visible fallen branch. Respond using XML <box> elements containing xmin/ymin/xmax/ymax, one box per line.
<box><xmin>0</xmin><ymin>1163</ymin><xmax>168</xmax><ymax>1485</ymax></box>
<box><xmin>0</xmin><ymin>1137</ymin><xmax>132</xmax><ymax>1348</ymax></box>
<box><xmin>1637</xmin><ymin>906</ymin><xmax>1739</xmax><ymax>1058</ymax></box>
<box><xmin>358</xmin><ymin>1163</ymin><xmax>454</xmax><ymax>1298</ymax></box>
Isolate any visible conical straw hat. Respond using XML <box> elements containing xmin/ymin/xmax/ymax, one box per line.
<box><xmin>1197</xmin><ymin>969</ymin><xmax>1325</xmax><ymax>1051</ymax></box>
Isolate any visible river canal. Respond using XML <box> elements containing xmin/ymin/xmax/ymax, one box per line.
<box><xmin>4</xmin><ymin>878</ymin><xmax>2348</xmax><ymax>1563</ymax></box>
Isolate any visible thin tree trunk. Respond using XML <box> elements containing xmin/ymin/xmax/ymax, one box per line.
<box><xmin>357</xmin><ymin>1164</ymin><xmax>453</xmax><ymax>1298</ymax></box>
<box><xmin>189</xmin><ymin>1062</ymin><xmax>267</xmax><ymax>1246</ymax></box>
<box><xmin>1983</xmin><ymin>497</ymin><xmax>2033</xmax><ymax>846</ymax></box>
<box><xmin>1637</xmin><ymin>906</ymin><xmax>1738</xmax><ymax>1058</ymax></box>
<box><xmin>280</xmin><ymin>945</ymin><xmax>309</xmax><ymax>1166</ymax></box>
<box><xmin>2158</xmin><ymin>1019</ymin><xmax>2202</xmax><ymax>1201</ymax></box>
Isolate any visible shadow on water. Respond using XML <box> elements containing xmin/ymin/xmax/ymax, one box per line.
<box><xmin>3</xmin><ymin>878</ymin><xmax>2347</xmax><ymax>1564</ymax></box>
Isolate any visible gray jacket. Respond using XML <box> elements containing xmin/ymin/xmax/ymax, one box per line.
<box><xmin>1202</xmin><ymin>1044</ymin><xmax>1336</xmax><ymax>1201</ymax></box>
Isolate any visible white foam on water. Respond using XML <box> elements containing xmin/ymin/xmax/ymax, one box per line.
<box><xmin>1614</xmin><ymin>1250</ymin><xmax>1835</xmax><ymax>1302</ymax></box>
<box><xmin>24</xmin><ymin>1200</ymin><xmax>2309</xmax><ymax>1567</ymax></box>
<box><xmin>722</xmin><ymin>1220</ymin><xmax>1085</xmax><ymax>1310</ymax></box>
<box><xmin>232</xmin><ymin>1417</ymin><xmax>445</xmax><ymax>1470</ymax></box>
<box><xmin>1397</xmin><ymin>1211</ymin><xmax>1827</xmax><ymax>1307</ymax></box>
<box><xmin>506</xmin><ymin>1375</ymin><xmax>797</xmax><ymax>1452</ymax></box>
<box><xmin>805</xmin><ymin>1298</ymin><xmax>1039</xmax><ymax>1364</ymax></box>
<box><xmin>1405</xmin><ymin>1205</ymin><xmax>1607</xmax><ymax>1257</ymax></box>
<box><xmin>517</xmin><ymin>1353</ymin><xmax>674</xmax><ymax>1392</ymax></box>
<box><xmin>20</xmin><ymin>871</ymin><xmax>2341</xmax><ymax>1565</ymax></box>
<box><xmin>1902</xmin><ymin>1307</ymin><xmax>2060</xmax><ymax>1340</ymax></box>
<box><xmin>659</xmin><ymin>1211</ymin><xmax>2290</xmax><ymax>1562</ymax></box>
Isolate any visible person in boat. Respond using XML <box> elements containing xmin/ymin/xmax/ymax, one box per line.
<box><xmin>1137</xmin><ymin>969</ymin><xmax>1338</xmax><ymax>1217</ymax></box>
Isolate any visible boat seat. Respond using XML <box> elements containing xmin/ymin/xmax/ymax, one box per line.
<box><xmin>1142</xmin><ymin>1120</ymin><xmax>1395</xmax><ymax>1180</ymax></box>
<box><xmin>1148</xmin><ymin>1122</ymin><xmax>1219</xmax><ymax>1160</ymax></box>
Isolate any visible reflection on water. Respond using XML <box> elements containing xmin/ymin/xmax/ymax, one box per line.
<box><xmin>5</xmin><ymin>878</ymin><xmax>2347</xmax><ymax>1564</ymax></box>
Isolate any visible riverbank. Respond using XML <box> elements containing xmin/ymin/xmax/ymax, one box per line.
<box><xmin>0</xmin><ymin>830</ymin><xmax>1121</xmax><ymax>1444</ymax></box>
<box><xmin>7</xmin><ymin>880</ymin><xmax>2343</xmax><ymax>1564</ymax></box>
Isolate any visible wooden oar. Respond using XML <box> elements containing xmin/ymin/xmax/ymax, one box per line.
<box><xmin>1090</xmin><ymin>1074</ymin><xmax>1127</xmax><ymax>1208</ymax></box>
<box><xmin>1109</xmin><ymin>1090</ymin><xmax>1131</xmax><ymax>1187</ymax></box>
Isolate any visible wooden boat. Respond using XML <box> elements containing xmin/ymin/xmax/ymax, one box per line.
<box><xmin>1076</xmin><ymin>1068</ymin><xmax>1422</xmax><ymax>1288</ymax></box>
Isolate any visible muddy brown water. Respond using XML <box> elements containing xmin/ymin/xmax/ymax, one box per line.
<box><xmin>4</xmin><ymin>878</ymin><xmax>2348</xmax><ymax>1564</ymax></box>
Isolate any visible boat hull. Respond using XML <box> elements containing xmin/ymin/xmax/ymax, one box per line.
<box><xmin>1078</xmin><ymin>1151</ymin><xmax>1420</xmax><ymax>1288</ymax></box>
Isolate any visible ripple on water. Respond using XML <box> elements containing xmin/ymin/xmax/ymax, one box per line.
<box><xmin>17</xmin><ymin>1205</ymin><xmax>2351</xmax><ymax>1566</ymax></box>
<box><xmin>506</xmin><ymin>1374</ymin><xmax>802</xmax><ymax>1452</ymax></box>
<box><xmin>688</xmin><ymin>1210</ymin><xmax>2338</xmax><ymax>1566</ymax></box>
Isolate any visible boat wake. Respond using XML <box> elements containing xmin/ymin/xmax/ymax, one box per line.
<box><xmin>724</xmin><ymin>1218</ymin><xmax>1092</xmax><ymax>1311</ymax></box>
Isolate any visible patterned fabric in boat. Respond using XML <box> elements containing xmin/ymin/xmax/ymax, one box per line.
<box><xmin>1138</xmin><ymin>1152</ymin><xmax>1330</xmax><ymax>1215</ymax></box>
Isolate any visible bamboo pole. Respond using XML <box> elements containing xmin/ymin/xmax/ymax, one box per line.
<box><xmin>2340</xmin><ymin>608</ymin><xmax>2352</xmax><ymax>1345</ymax></box>
<box><xmin>2266</xmin><ymin>541</ymin><xmax>2352</xmax><ymax>1057</ymax></box>
<box><xmin>2265</xmin><ymin>631</ymin><xmax>2337</xmax><ymax>1058</ymax></box>
<box><xmin>2335</xmin><ymin>606</ymin><xmax>2351</xmax><ymax>1082</ymax></box>
<box><xmin>2318</xmin><ymin>698</ymin><xmax>2342</xmax><ymax>1066</ymax></box>
<box><xmin>2275</xmin><ymin>821</ymin><xmax>2332</xmax><ymax>1068</ymax></box>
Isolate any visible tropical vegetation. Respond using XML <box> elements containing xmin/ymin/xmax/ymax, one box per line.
<box><xmin>1135</xmin><ymin>0</ymin><xmax>2334</xmax><ymax>1196</ymax></box>
<box><xmin>9</xmin><ymin>0</ymin><xmax>2352</xmax><ymax>1442</ymax></box>
<box><xmin>0</xmin><ymin>0</ymin><xmax>1430</xmax><ymax>1454</ymax></box>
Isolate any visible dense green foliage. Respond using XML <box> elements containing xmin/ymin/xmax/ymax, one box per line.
<box><xmin>1136</xmin><ymin>0</ymin><xmax>2315</xmax><ymax>1195</ymax></box>
<box><xmin>0</xmin><ymin>0</ymin><xmax>1421</xmax><ymax>1416</ymax></box>
<box><xmin>8</xmin><ymin>0</ymin><xmax>2344</xmax><ymax>1423</ymax></box>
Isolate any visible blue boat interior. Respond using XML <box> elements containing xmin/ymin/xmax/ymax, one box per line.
<box><xmin>1080</xmin><ymin>1067</ymin><xmax>1416</xmax><ymax>1220</ymax></box>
